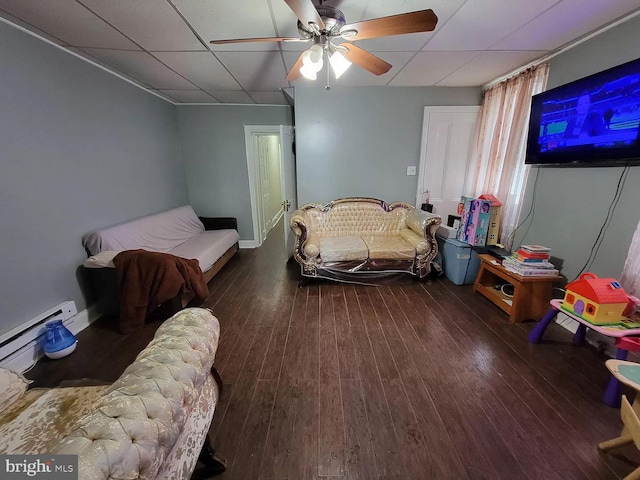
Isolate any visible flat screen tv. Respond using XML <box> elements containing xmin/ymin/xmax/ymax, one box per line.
<box><xmin>525</xmin><ymin>57</ymin><xmax>640</xmax><ymax>166</ymax></box>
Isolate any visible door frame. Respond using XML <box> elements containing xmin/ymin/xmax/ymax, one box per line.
<box><xmin>244</xmin><ymin>125</ymin><xmax>285</xmax><ymax>248</ymax></box>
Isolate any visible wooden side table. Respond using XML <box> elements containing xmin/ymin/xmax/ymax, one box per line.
<box><xmin>473</xmin><ymin>254</ymin><xmax>562</xmax><ymax>323</ymax></box>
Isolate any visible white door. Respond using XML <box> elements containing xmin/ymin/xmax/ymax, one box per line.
<box><xmin>257</xmin><ymin>136</ymin><xmax>271</xmax><ymax>239</ymax></box>
<box><xmin>416</xmin><ymin>106</ymin><xmax>481</xmax><ymax>218</ymax></box>
<box><xmin>280</xmin><ymin>125</ymin><xmax>296</xmax><ymax>257</ymax></box>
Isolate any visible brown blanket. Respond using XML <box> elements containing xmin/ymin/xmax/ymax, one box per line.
<box><xmin>113</xmin><ymin>250</ymin><xmax>208</xmax><ymax>333</ymax></box>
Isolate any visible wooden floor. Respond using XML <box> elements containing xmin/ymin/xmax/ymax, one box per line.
<box><xmin>28</xmin><ymin>219</ymin><xmax>640</xmax><ymax>479</ymax></box>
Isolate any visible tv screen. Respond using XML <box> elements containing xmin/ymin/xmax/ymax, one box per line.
<box><xmin>525</xmin><ymin>57</ymin><xmax>640</xmax><ymax>165</ymax></box>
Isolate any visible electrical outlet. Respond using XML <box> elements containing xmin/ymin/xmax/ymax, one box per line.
<box><xmin>406</xmin><ymin>166</ymin><xmax>417</xmax><ymax>176</ymax></box>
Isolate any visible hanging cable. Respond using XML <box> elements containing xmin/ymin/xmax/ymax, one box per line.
<box><xmin>572</xmin><ymin>164</ymin><xmax>630</xmax><ymax>280</ymax></box>
<box><xmin>507</xmin><ymin>167</ymin><xmax>541</xmax><ymax>248</ymax></box>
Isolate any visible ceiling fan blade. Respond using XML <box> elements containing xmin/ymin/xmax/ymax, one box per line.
<box><xmin>286</xmin><ymin>51</ymin><xmax>306</xmax><ymax>81</ymax></box>
<box><xmin>340</xmin><ymin>43</ymin><xmax>391</xmax><ymax>76</ymax></box>
<box><xmin>340</xmin><ymin>9</ymin><xmax>438</xmax><ymax>41</ymax></box>
<box><xmin>284</xmin><ymin>0</ymin><xmax>326</xmax><ymax>31</ymax></box>
<box><xmin>210</xmin><ymin>37</ymin><xmax>308</xmax><ymax>45</ymax></box>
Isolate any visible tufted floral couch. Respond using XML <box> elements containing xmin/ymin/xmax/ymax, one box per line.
<box><xmin>290</xmin><ymin>197</ymin><xmax>441</xmax><ymax>283</ymax></box>
<box><xmin>0</xmin><ymin>308</ymin><xmax>225</xmax><ymax>479</ymax></box>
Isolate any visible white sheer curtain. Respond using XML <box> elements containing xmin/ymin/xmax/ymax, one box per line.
<box><xmin>621</xmin><ymin>219</ymin><xmax>640</xmax><ymax>296</ymax></box>
<box><xmin>465</xmin><ymin>63</ymin><xmax>549</xmax><ymax>249</ymax></box>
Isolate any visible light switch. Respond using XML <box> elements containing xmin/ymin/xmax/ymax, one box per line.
<box><xmin>406</xmin><ymin>166</ymin><xmax>417</xmax><ymax>176</ymax></box>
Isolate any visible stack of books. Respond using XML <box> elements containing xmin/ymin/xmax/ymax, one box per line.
<box><xmin>502</xmin><ymin>245</ymin><xmax>560</xmax><ymax>277</ymax></box>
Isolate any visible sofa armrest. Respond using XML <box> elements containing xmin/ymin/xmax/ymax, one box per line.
<box><xmin>199</xmin><ymin>216</ymin><xmax>238</xmax><ymax>231</ymax></box>
<box><xmin>54</xmin><ymin>308</ymin><xmax>220</xmax><ymax>480</ymax></box>
<box><xmin>406</xmin><ymin>210</ymin><xmax>441</xmax><ymax>240</ymax></box>
<box><xmin>290</xmin><ymin>209</ymin><xmax>321</xmax><ymax>276</ymax></box>
<box><xmin>406</xmin><ymin>210</ymin><xmax>441</xmax><ymax>275</ymax></box>
<box><xmin>399</xmin><ymin>229</ymin><xmax>429</xmax><ymax>255</ymax></box>
<box><xmin>303</xmin><ymin>232</ymin><xmax>321</xmax><ymax>259</ymax></box>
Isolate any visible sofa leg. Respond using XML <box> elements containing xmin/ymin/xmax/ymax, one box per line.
<box><xmin>298</xmin><ymin>277</ymin><xmax>311</xmax><ymax>288</ymax></box>
<box><xmin>199</xmin><ymin>437</ymin><xmax>227</xmax><ymax>475</ymax></box>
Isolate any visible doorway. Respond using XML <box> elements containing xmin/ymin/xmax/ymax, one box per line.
<box><xmin>244</xmin><ymin>125</ymin><xmax>297</xmax><ymax>251</ymax></box>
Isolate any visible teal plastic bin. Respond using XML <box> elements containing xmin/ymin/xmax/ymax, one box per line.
<box><xmin>436</xmin><ymin>234</ymin><xmax>486</xmax><ymax>285</ymax></box>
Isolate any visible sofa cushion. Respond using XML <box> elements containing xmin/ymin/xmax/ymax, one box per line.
<box><xmin>320</xmin><ymin>236</ymin><xmax>368</xmax><ymax>262</ymax></box>
<box><xmin>82</xmin><ymin>205</ymin><xmax>205</xmax><ymax>256</ymax></box>
<box><xmin>362</xmin><ymin>236</ymin><xmax>415</xmax><ymax>260</ymax></box>
<box><xmin>0</xmin><ymin>385</ymin><xmax>109</xmax><ymax>454</ymax></box>
<box><xmin>169</xmin><ymin>229</ymin><xmax>240</xmax><ymax>273</ymax></box>
<box><xmin>0</xmin><ymin>368</ymin><xmax>30</xmax><ymax>412</ymax></box>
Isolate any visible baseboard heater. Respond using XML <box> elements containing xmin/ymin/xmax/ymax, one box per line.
<box><xmin>0</xmin><ymin>301</ymin><xmax>78</xmax><ymax>372</ymax></box>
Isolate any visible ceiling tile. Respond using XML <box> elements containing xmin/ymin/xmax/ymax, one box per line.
<box><xmin>78</xmin><ymin>0</ymin><xmax>204</xmax><ymax>51</ymax></box>
<box><xmin>424</xmin><ymin>0</ymin><xmax>559</xmax><ymax>51</ymax></box>
<box><xmin>354</xmin><ymin>32</ymin><xmax>432</xmax><ymax>53</ymax></box>
<box><xmin>357</xmin><ymin>0</ymin><xmax>465</xmax><ymax>51</ymax></box>
<box><xmin>389</xmin><ymin>51</ymin><xmax>478</xmax><ymax>86</ymax></box>
<box><xmin>247</xmin><ymin>91</ymin><xmax>288</xmax><ymax>104</ymax></box>
<box><xmin>206</xmin><ymin>91</ymin><xmax>256</xmax><ymax>103</ymax></box>
<box><xmin>0</xmin><ymin>10</ymin><xmax>67</xmax><ymax>45</ymax></box>
<box><xmin>152</xmin><ymin>51</ymin><xmax>241</xmax><ymax>90</ymax></box>
<box><xmin>0</xmin><ymin>0</ymin><xmax>139</xmax><ymax>49</ymax></box>
<box><xmin>67</xmin><ymin>46</ymin><xmax>146</xmax><ymax>84</ymax></box>
<box><xmin>336</xmin><ymin>51</ymin><xmax>415</xmax><ymax>86</ymax></box>
<box><xmin>363</xmin><ymin>0</ymin><xmax>450</xmax><ymax>19</ymax></box>
<box><xmin>81</xmin><ymin>49</ymin><xmax>195</xmax><ymax>89</ymax></box>
<box><xmin>174</xmin><ymin>0</ymin><xmax>278</xmax><ymax>52</ymax></box>
<box><xmin>216</xmin><ymin>51</ymin><xmax>289</xmax><ymax>91</ymax></box>
<box><xmin>492</xmin><ymin>0</ymin><xmax>640</xmax><ymax>51</ymax></box>
<box><xmin>159</xmin><ymin>89</ymin><xmax>219</xmax><ymax>103</ymax></box>
<box><xmin>437</xmin><ymin>50</ymin><xmax>546</xmax><ymax>86</ymax></box>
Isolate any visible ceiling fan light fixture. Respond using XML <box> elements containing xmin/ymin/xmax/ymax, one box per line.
<box><xmin>302</xmin><ymin>44</ymin><xmax>324</xmax><ymax>72</ymax></box>
<box><xmin>307</xmin><ymin>44</ymin><xmax>323</xmax><ymax>63</ymax></box>
<box><xmin>329</xmin><ymin>50</ymin><xmax>351</xmax><ymax>79</ymax></box>
<box><xmin>300</xmin><ymin>63</ymin><xmax>318</xmax><ymax>80</ymax></box>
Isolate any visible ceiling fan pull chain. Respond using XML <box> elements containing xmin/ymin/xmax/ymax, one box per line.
<box><xmin>325</xmin><ymin>52</ymin><xmax>331</xmax><ymax>91</ymax></box>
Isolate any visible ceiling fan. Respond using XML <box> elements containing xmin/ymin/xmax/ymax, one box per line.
<box><xmin>210</xmin><ymin>0</ymin><xmax>438</xmax><ymax>82</ymax></box>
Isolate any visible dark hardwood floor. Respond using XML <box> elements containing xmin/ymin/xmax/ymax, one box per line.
<box><xmin>28</xmin><ymin>219</ymin><xmax>640</xmax><ymax>479</ymax></box>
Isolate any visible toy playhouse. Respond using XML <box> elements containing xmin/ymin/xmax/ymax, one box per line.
<box><xmin>479</xmin><ymin>193</ymin><xmax>502</xmax><ymax>246</ymax></box>
<box><xmin>562</xmin><ymin>273</ymin><xmax>629</xmax><ymax>325</ymax></box>
<box><xmin>456</xmin><ymin>196</ymin><xmax>492</xmax><ymax>246</ymax></box>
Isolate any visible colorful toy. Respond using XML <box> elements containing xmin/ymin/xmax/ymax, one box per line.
<box><xmin>456</xmin><ymin>196</ymin><xmax>491</xmax><ymax>246</ymax></box>
<box><xmin>479</xmin><ymin>194</ymin><xmax>503</xmax><ymax>246</ymax></box>
<box><xmin>562</xmin><ymin>273</ymin><xmax>631</xmax><ymax>325</ymax></box>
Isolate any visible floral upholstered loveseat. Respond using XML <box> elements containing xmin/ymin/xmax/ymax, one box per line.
<box><xmin>0</xmin><ymin>308</ymin><xmax>225</xmax><ymax>479</ymax></box>
<box><xmin>290</xmin><ymin>197</ymin><xmax>441</xmax><ymax>282</ymax></box>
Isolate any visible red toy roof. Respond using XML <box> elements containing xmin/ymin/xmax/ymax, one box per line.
<box><xmin>567</xmin><ymin>273</ymin><xmax>628</xmax><ymax>304</ymax></box>
<box><xmin>479</xmin><ymin>193</ymin><xmax>503</xmax><ymax>206</ymax></box>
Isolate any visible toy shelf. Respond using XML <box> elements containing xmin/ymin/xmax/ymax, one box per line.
<box><xmin>473</xmin><ymin>254</ymin><xmax>563</xmax><ymax>323</ymax></box>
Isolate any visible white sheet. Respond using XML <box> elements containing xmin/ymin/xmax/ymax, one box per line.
<box><xmin>169</xmin><ymin>229</ymin><xmax>240</xmax><ymax>273</ymax></box>
<box><xmin>82</xmin><ymin>205</ymin><xmax>204</xmax><ymax>256</ymax></box>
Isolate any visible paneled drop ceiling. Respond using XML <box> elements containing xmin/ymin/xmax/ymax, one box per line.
<box><xmin>1</xmin><ymin>0</ymin><xmax>639</xmax><ymax>104</ymax></box>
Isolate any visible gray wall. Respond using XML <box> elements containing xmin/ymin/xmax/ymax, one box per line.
<box><xmin>515</xmin><ymin>15</ymin><xmax>640</xmax><ymax>281</ymax></box>
<box><xmin>294</xmin><ymin>86</ymin><xmax>482</xmax><ymax>205</ymax></box>
<box><xmin>177</xmin><ymin>105</ymin><xmax>292</xmax><ymax>239</ymax></box>
<box><xmin>0</xmin><ymin>22</ymin><xmax>187</xmax><ymax>336</ymax></box>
